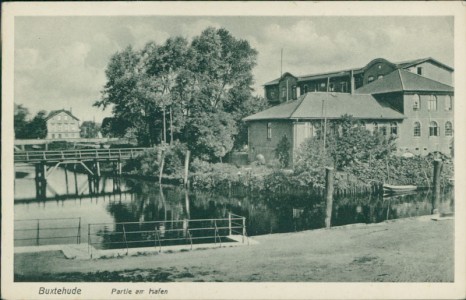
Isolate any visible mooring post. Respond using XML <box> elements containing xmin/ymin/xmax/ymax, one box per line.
<box><xmin>184</xmin><ymin>150</ymin><xmax>190</xmax><ymax>187</ymax></box>
<box><xmin>228</xmin><ymin>213</ymin><xmax>232</xmax><ymax>236</ymax></box>
<box><xmin>36</xmin><ymin>219</ymin><xmax>40</xmax><ymax>246</ymax></box>
<box><xmin>432</xmin><ymin>159</ymin><xmax>443</xmax><ymax>214</ymax></box>
<box><xmin>325</xmin><ymin>167</ymin><xmax>334</xmax><ymax>229</ymax></box>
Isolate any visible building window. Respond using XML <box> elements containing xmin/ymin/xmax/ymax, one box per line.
<box><xmin>303</xmin><ymin>85</ymin><xmax>308</xmax><ymax>94</ymax></box>
<box><xmin>413</xmin><ymin>94</ymin><xmax>420</xmax><ymax>111</ymax></box>
<box><xmin>281</xmin><ymin>89</ymin><xmax>286</xmax><ymax>99</ymax></box>
<box><xmin>329</xmin><ymin>83</ymin><xmax>335</xmax><ymax>92</ymax></box>
<box><xmin>267</xmin><ymin>122</ymin><xmax>272</xmax><ymax>140</ymax></box>
<box><xmin>417</xmin><ymin>67</ymin><xmax>422</xmax><ymax>75</ymax></box>
<box><xmin>380</xmin><ymin>125</ymin><xmax>387</xmax><ymax>136</ymax></box>
<box><xmin>64</xmin><ymin>115</ymin><xmax>68</xmax><ymax>121</ymax></box>
<box><xmin>428</xmin><ymin>95</ymin><xmax>437</xmax><ymax>111</ymax></box>
<box><xmin>390</xmin><ymin>122</ymin><xmax>398</xmax><ymax>135</ymax></box>
<box><xmin>377</xmin><ymin>75</ymin><xmax>384</xmax><ymax>80</ymax></box>
<box><xmin>292</xmin><ymin>86</ymin><xmax>297</xmax><ymax>99</ymax></box>
<box><xmin>368</xmin><ymin>76</ymin><xmax>374</xmax><ymax>83</ymax></box>
<box><xmin>414</xmin><ymin>122</ymin><xmax>421</xmax><ymax>137</ymax></box>
<box><xmin>52</xmin><ymin>134</ymin><xmax>55</xmax><ymax>139</ymax></box>
<box><xmin>445</xmin><ymin>95</ymin><xmax>453</xmax><ymax>111</ymax></box>
<box><xmin>340</xmin><ymin>82</ymin><xmax>347</xmax><ymax>93</ymax></box>
<box><xmin>445</xmin><ymin>121</ymin><xmax>453</xmax><ymax>136</ymax></box>
<box><xmin>429</xmin><ymin>121</ymin><xmax>439</xmax><ymax>137</ymax></box>
<box><xmin>58</xmin><ymin>116</ymin><xmax>61</xmax><ymax>121</ymax></box>
<box><xmin>373</xmin><ymin>122</ymin><xmax>378</xmax><ymax>134</ymax></box>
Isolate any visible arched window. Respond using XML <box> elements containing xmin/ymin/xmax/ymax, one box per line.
<box><xmin>414</xmin><ymin>122</ymin><xmax>421</xmax><ymax>137</ymax></box>
<box><xmin>428</xmin><ymin>95</ymin><xmax>437</xmax><ymax>111</ymax></box>
<box><xmin>445</xmin><ymin>96</ymin><xmax>453</xmax><ymax>111</ymax></box>
<box><xmin>267</xmin><ymin>122</ymin><xmax>272</xmax><ymax>140</ymax></box>
<box><xmin>429</xmin><ymin>121</ymin><xmax>439</xmax><ymax>137</ymax></box>
<box><xmin>368</xmin><ymin>76</ymin><xmax>374</xmax><ymax>83</ymax></box>
<box><xmin>390</xmin><ymin>122</ymin><xmax>398</xmax><ymax>135</ymax></box>
<box><xmin>412</xmin><ymin>94</ymin><xmax>420</xmax><ymax>111</ymax></box>
<box><xmin>445</xmin><ymin>121</ymin><xmax>453</xmax><ymax>136</ymax></box>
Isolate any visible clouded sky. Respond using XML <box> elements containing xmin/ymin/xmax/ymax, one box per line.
<box><xmin>15</xmin><ymin>16</ymin><xmax>453</xmax><ymax>122</ymax></box>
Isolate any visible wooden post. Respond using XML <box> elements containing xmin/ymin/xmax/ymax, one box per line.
<box><xmin>36</xmin><ymin>219</ymin><xmax>40</xmax><ymax>246</ymax></box>
<box><xmin>228</xmin><ymin>213</ymin><xmax>232</xmax><ymax>236</ymax></box>
<box><xmin>184</xmin><ymin>150</ymin><xmax>190</xmax><ymax>187</ymax></box>
<box><xmin>242</xmin><ymin>217</ymin><xmax>246</xmax><ymax>243</ymax></box>
<box><xmin>325</xmin><ymin>167</ymin><xmax>334</xmax><ymax>229</ymax></box>
<box><xmin>432</xmin><ymin>159</ymin><xmax>443</xmax><ymax>214</ymax></box>
<box><xmin>159</xmin><ymin>151</ymin><xmax>165</xmax><ymax>185</ymax></box>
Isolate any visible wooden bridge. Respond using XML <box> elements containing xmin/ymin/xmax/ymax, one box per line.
<box><xmin>14</xmin><ymin>148</ymin><xmax>149</xmax><ymax>164</ymax></box>
<box><xmin>14</xmin><ymin>148</ymin><xmax>151</xmax><ymax>199</ymax></box>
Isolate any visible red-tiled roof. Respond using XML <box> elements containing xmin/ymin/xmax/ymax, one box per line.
<box><xmin>355</xmin><ymin>69</ymin><xmax>454</xmax><ymax>95</ymax></box>
<box><xmin>243</xmin><ymin>92</ymin><xmax>405</xmax><ymax>121</ymax></box>
<box><xmin>45</xmin><ymin>109</ymin><xmax>80</xmax><ymax>121</ymax></box>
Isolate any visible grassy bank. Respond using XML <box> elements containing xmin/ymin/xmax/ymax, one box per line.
<box><xmin>14</xmin><ymin>216</ymin><xmax>453</xmax><ymax>282</ymax></box>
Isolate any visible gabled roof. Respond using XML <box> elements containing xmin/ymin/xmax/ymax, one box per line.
<box><xmin>355</xmin><ymin>69</ymin><xmax>454</xmax><ymax>95</ymax></box>
<box><xmin>395</xmin><ymin>57</ymin><xmax>454</xmax><ymax>72</ymax></box>
<box><xmin>263</xmin><ymin>57</ymin><xmax>453</xmax><ymax>87</ymax></box>
<box><xmin>264</xmin><ymin>72</ymin><xmax>297</xmax><ymax>86</ymax></box>
<box><xmin>244</xmin><ymin>92</ymin><xmax>405</xmax><ymax>121</ymax></box>
<box><xmin>45</xmin><ymin>109</ymin><xmax>80</xmax><ymax>121</ymax></box>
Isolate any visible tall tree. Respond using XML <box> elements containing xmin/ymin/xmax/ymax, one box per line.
<box><xmin>80</xmin><ymin>121</ymin><xmax>101</xmax><ymax>138</ymax></box>
<box><xmin>14</xmin><ymin>104</ymin><xmax>29</xmax><ymax>139</ymax></box>
<box><xmin>26</xmin><ymin>110</ymin><xmax>48</xmax><ymax>139</ymax></box>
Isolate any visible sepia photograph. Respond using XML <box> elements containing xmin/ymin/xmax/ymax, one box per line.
<box><xmin>2</xmin><ymin>1</ymin><xmax>466</xmax><ymax>299</ymax></box>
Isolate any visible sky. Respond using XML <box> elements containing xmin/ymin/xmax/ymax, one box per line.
<box><xmin>14</xmin><ymin>16</ymin><xmax>453</xmax><ymax>123</ymax></box>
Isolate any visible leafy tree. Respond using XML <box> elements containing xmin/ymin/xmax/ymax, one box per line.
<box><xmin>14</xmin><ymin>104</ymin><xmax>29</xmax><ymax>139</ymax></box>
<box><xmin>274</xmin><ymin>136</ymin><xmax>291</xmax><ymax>168</ymax></box>
<box><xmin>80</xmin><ymin>121</ymin><xmax>101</xmax><ymax>138</ymax></box>
<box><xmin>96</xmin><ymin>27</ymin><xmax>258</xmax><ymax>161</ymax></box>
<box><xmin>186</xmin><ymin>110</ymin><xmax>237</xmax><ymax>162</ymax></box>
<box><xmin>25</xmin><ymin>110</ymin><xmax>48</xmax><ymax>139</ymax></box>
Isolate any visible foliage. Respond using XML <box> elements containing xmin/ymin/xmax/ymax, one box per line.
<box><xmin>96</xmin><ymin>27</ymin><xmax>258</xmax><ymax>161</ymax></box>
<box><xmin>274</xmin><ymin>135</ymin><xmax>291</xmax><ymax>168</ymax></box>
<box><xmin>14</xmin><ymin>105</ymin><xmax>47</xmax><ymax>139</ymax></box>
<box><xmin>80</xmin><ymin>121</ymin><xmax>101</xmax><ymax>138</ymax></box>
<box><xmin>14</xmin><ymin>104</ymin><xmax>30</xmax><ymax>138</ymax></box>
<box><xmin>125</xmin><ymin>142</ymin><xmax>189</xmax><ymax>179</ymax></box>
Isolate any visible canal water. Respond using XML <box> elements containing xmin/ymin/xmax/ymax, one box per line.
<box><xmin>14</xmin><ymin>166</ymin><xmax>454</xmax><ymax>247</ymax></box>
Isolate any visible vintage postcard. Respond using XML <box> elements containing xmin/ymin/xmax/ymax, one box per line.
<box><xmin>2</xmin><ymin>1</ymin><xmax>466</xmax><ymax>299</ymax></box>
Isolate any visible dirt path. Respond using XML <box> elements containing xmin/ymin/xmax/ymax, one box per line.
<box><xmin>14</xmin><ymin>216</ymin><xmax>453</xmax><ymax>282</ymax></box>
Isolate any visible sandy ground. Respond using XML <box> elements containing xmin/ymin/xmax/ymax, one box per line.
<box><xmin>14</xmin><ymin>216</ymin><xmax>453</xmax><ymax>282</ymax></box>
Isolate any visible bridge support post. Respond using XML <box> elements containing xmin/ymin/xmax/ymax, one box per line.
<box><xmin>35</xmin><ymin>162</ymin><xmax>47</xmax><ymax>199</ymax></box>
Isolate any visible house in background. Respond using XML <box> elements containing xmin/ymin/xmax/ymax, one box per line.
<box><xmin>45</xmin><ymin>109</ymin><xmax>80</xmax><ymax>139</ymax></box>
<box><xmin>246</xmin><ymin>57</ymin><xmax>454</xmax><ymax>165</ymax></box>
<box><xmin>264</xmin><ymin>57</ymin><xmax>453</xmax><ymax>105</ymax></box>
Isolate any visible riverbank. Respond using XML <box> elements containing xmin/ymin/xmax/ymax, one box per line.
<box><xmin>14</xmin><ymin>215</ymin><xmax>453</xmax><ymax>282</ymax></box>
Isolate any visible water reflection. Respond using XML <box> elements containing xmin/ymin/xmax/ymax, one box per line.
<box><xmin>14</xmin><ymin>168</ymin><xmax>454</xmax><ymax>247</ymax></box>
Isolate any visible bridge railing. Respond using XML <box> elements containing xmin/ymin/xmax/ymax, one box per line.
<box><xmin>14</xmin><ymin>148</ymin><xmax>148</xmax><ymax>163</ymax></box>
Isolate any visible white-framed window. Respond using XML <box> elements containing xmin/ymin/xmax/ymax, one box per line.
<box><xmin>368</xmin><ymin>76</ymin><xmax>374</xmax><ymax>83</ymax></box>
<box><xmin>429</xmin><ymin>121</ymin><xmax>439</xmax><ymax>137</ymax></box>
<box><xmin>445</xmin><ymin>121</ymin><xmax>453</xmax><ymax>136</ymax></box>
<box><xmin>413</xmin><ymin>94</ymin><xmax>420</xmax><ymax>111</ymax></box>
<box><xmin>267</xmin><ymin>122</ymin><xmax>272</xmax><ymax>140</ymax></box>
<box><xmin>377</xmin><ymin>75</ymin><xmax>384</xmax><ymax>80</ymax></box>
<box><xmin>373</xmin><ymin>122</ymin><xmax>378</xmax><ymax>134</ymax></box>
<box><xmin>414</xmin><ymin>121</ymin><xmax>421</xmax><ymax>137</ymax></box>
<box><xmin>445</xmin><ymin>95</ymin><xmax>453</xmax><ymax>111</ymax></box>
<box><xmin>428</xmin><ymin>95</ymin><xmax>437</xmax><ymax>111</ymax></box>
<box><xmin>64</xmin><ymin>115</ymin><xmax>68</xmax><ymax>121</ymax></box>
<box><xmin>57</xmin><ymin>116</ymin><xmax>61</xmax><ymax>121</ymax></box>
<box><xmin>390</xmin><ymin>122</ymin><xmax>398</xmax><ymax>135</ymax></box>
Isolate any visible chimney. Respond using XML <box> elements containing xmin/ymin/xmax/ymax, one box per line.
<box><xmin>350</xmin><ymin>70</ymin><xmax>355</xmax><ymax>94</ymax></box>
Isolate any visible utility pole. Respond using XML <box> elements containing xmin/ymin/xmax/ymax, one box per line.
<box><xmin>280</xmin><ymin>48</ymin><xmax>283</xmax><ymax>77</ymax></box>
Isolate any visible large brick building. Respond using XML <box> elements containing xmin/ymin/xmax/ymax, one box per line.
<box><xmin>245</xmin><ymin>57</ymin><xmax>454</xmax><ymax>165</ymax></box>
<box><xmin>45</xmin><ymin>109</ymin><xmax>80</xmax><ymax>139</ymax></box>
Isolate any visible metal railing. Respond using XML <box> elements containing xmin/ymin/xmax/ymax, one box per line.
<box><xmin>14</xmin><ymin>148</ymin><xmax>148</xmax><ymax>163</ymax></box>
<box><xmin>87</xmin><ymin>213</ymin><xmax>247</xmax><ymax>254</ymax></box>
<box><xmin>14</xmin><ymin>217</ymin><xmax>81</xmax><ymax>246</ymax></box>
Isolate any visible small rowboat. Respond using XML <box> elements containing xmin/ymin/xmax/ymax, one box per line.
<box><xmin>383</xmin><ymin>184</ymin><xmax>417</xmax><ymax>193</ymax></box>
